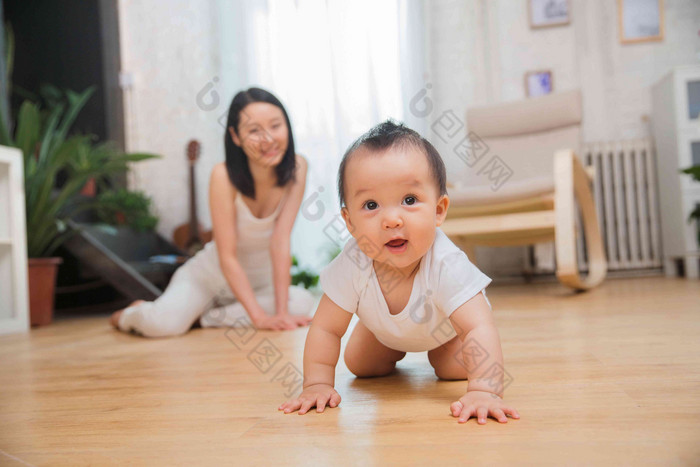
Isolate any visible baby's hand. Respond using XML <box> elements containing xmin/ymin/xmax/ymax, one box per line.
<box><xmin>278</xmin><ymin>383</ymin><xmax>341</xmax><ymax>415</ymax></box>
<box><xmin>450</xmin><ymin>391</ymin><xmax>520</xmax><ymax>424</ymax></box>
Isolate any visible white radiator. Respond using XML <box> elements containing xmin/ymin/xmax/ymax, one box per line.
<box><xmin>534</xmin><ymin>139</ymin><xmax>663</xmax><ymax>273</ymax></box>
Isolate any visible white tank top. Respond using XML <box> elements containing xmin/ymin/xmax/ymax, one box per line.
<box><xmin>191</xmin><ymin>186</ymin><xmax>289</xmax><ymax>295</ymax></box>
<box><xmin>232</xmin><ymin>188</ymin><xmax>288</xmax><ymax>287</ymax></box>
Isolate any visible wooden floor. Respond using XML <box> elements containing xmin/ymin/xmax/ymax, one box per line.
<box><xmin>1</xmin><ymin>276</ymin><xmax>699</xmax><ymax>466</ymax></box>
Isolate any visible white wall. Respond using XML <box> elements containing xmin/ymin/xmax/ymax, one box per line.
<box><xmin>118</xmin><ymin>0</ymin><xmax>225</xmax><ymax>240</ymax></box>
<box><xmin>426</xmin><ymin>0</ymin><xmax>700</xmax><ymax>277</ymax></box>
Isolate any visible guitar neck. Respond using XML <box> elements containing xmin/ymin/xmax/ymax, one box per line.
<box><xmin>188</xmin><ymin>164</ymin><xmax>199</xmax><ymax>236</ymax></box>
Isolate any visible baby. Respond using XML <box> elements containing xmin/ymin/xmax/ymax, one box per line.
<box><xmin>279</xmin><ymin>121</ymin><xmax>519</xmax><ymax>424</ymax></box>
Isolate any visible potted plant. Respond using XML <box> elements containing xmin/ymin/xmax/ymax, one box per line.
<box><xmin>290</xmin><ymin>255</ymin><xmax>319</xmax><ymax>290</ymax></box>
<box><xmin>96</xmin><ymin>188</ymin><xmax>159</xmax><ymax>232</ymax></box>
<box><xmin>0</xmin><ymin>86</ymin><xmax>158</xmax><ymax>325</ymax></box>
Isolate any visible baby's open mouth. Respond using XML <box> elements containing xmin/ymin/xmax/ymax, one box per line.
<box><xmin>386</xmin><ymin>238</ymin><xmax>406</xmax><ymax>246</ymax></box>
<box><xmin>384</xmin><ymin>238</ymin><xmax>408</xmax><ymax>253</ymax></box>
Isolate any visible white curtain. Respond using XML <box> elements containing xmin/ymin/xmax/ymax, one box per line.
<box><xmin>216</xmin><ymin>0</ymin><xmax>427</xmax><ymax>271</ymax></box>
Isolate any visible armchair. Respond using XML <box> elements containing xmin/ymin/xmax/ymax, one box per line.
<box><xmin>441</xmin><ymin>90</ymin><xmax>607</xmax><ymax>290</ymax></box>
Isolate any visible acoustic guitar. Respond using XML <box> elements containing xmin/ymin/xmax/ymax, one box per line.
<box><xmin>173</xmin><ymin>140</ymin><xmax>213</xmax><ymax>255</ymax></box>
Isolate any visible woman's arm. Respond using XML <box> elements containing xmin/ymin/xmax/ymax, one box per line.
<box><xmin>269</xmin><ymin>155</ymin><xmax>308</xmax><ymax>315</ymax></box>
<box><xmin>209</xmin><ymin>163</ymin><xmax>293</xmax><ymax>330</ymax></box>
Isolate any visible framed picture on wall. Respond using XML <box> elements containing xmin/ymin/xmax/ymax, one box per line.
<box><xmin>529</xmin><ymin>0</ymin><xmax>570</xmax><ymax>29</ymax></box>
<box><xmin>618</xmin><ymin>0</ymin><xmax>664</xmax><ymax>44</ymax></box>
<box><xmin>525</xmin><ymin>70</ymin><xmax>553</xmax><ymax>97</ymax></box>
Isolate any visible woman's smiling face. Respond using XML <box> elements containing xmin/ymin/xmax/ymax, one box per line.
<box><xmin>340</xmin><ymin>144</ymin><xmax>449</xmax><ymax>275</ymax></box>
<box><xmin>229</xmin><ymin>102</ymin><xmax>289</xmax><ymax>168</ymax></box>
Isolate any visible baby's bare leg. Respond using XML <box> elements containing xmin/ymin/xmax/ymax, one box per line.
<box><xmin>428</xmin><ymin>335</ymin><xmax>469</xmax><ymax>381</ymax></box>
<box><xmin>344</xmin><ymin>320</ymin><xmax>406</xmax><ymax>377</ymax></box>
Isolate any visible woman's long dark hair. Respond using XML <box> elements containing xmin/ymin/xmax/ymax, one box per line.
<box><xmin>224</xmin><ymin>87</ymin><xmax>296</xmax><ymax>199</ymax></box>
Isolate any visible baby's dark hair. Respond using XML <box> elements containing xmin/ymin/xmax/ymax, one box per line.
<box><xmin>337</xmin><ymin>120</ymin><xmax>447</xmax><ymax>207</ymax></box>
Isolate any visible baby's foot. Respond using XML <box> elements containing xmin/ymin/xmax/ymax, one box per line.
<box><xmin>110</xmin><ymin>300</ymin><xmax>145</xmax><ymax>329</ymax></box>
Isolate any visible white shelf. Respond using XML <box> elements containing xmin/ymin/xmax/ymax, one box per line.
<box><xmin>0</xmin><ymin>146</ymin><xmax>29</xmax><ymax>334</ymax></box>
<box><xmin>652</xmin><ymin>65</ymin><xmax>700</xmax><ymax>279</ymax></box>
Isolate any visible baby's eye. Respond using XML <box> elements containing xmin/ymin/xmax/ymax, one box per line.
<box><xmin>364</xmin><ymin>201</ymin><xmax>378</xmax><ymax>211</ymax></box>
<box><xmin>403</xmin><ymin>196</ymin><xmax>417</xmax><ymax>205</ymax></box>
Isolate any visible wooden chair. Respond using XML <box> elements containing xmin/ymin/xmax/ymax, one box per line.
<box><xmin>441</xmin><ymin>90</ymin><xmax>607</xmax><ymax>290</ymax></box>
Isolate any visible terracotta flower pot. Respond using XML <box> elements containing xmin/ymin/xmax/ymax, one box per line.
<box><xmin>80</xmin><ymin>177</ymin><xmax>96</xmax><ymax>197</ymax></box>
<box><xmin>27</xmin><ymin>257</ymin><xmax>63</xmax><ymax>327</ymax></box>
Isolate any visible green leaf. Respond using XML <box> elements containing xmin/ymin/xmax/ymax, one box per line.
<box><xmin>688</xmin><ymin>205</ymin><xmax>700</xmax><ymax>223</ymax></box>
<box><xmin>36</xmin><ymin>103</ymin><xmax>64</xmax><ymax>167</ymax></box>
<box><xmin>54</xmin><ymin>87</ymin><xmax>94</xmax><ymax>147</ymax></box>
<box><xmin>39</xmin><ymin>84</ymin><xmax>63</xmax><ymax>111</ymax></box>
<box><xmin>119</xmin><ymin>152</ymin><xmax>161</xmax><ymax>162</ymax></box>
<box><xmin>4</xmin><ymin>22</ymin><xmax>14</xmax><ymax>88</ymax></box>
<box><xmin>0</xmin><ymin>99</ymin><xmax>13</xmax><ymax>146</ymax></box>
<box><xmin>42</xmin><ymin>227</ymin><xmax>76</xmax><ymax>258</ymax></box>
<box><xmin>681</xmin><ymin>166</ymin><xmax>700</xmax><ymax>183</ymax></box>
<box><xmin>15</xmin><ymin>101</ymin><xmax>40</xmax><ymax>157</ymax></box>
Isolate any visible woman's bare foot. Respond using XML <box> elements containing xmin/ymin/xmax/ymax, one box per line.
<box><xmin>110</xmin><ymin>300</ymin><xmax>145</xmax><ymax>329</ymax></box>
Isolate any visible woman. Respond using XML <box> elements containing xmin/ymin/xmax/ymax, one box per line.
<box><xmin>110</xmin><ymin>88</ymin><xmax>315</xmax><ymax>336</ymax></box>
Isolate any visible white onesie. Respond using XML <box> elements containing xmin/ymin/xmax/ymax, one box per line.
<box><xmin>320</xmin><ymin>228</ymin><xmax>492</xmax><ymax>352</ymax></box>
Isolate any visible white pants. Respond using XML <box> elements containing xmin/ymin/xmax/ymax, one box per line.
<box><xmin>118</xmin><ymin>245</ymin><xmax>316</xmax><ymax>337</ymax></box>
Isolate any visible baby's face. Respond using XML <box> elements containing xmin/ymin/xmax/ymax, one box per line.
<box><xmin>341</xmin><ymin>145</ymin><xmax>449</xmax><ymax>274</ymax></box>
